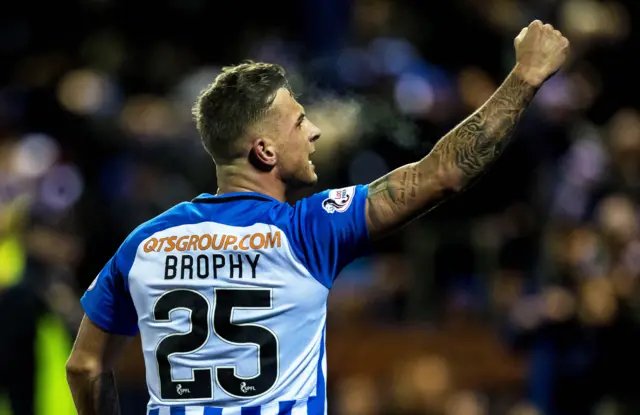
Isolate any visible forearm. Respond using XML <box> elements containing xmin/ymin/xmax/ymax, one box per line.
<box><xmin>67</xmin><ymin>369</ymin><xmax>120</xmax><ymax>415</ymax></box>
<box><xmin>366</xmin><ymin>69</ymin><xmax>537</xmax><ymax>236</ymax></box>
<box><xmin>424</xmin><ymin>68</ymin><xmax>537</xmax><ymax>190</ymax></box>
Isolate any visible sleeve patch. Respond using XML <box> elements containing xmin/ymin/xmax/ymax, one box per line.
<box><xmin>322</xmin><ymin>186</ymin><xmax>356</xmax><ymax>214</ymax></box>
<box><xmin>87</xmin><ymin>275</ymin><xmax>99</xmax><ymax>291</ymax></box>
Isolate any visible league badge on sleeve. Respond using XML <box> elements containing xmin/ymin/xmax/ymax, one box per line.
<box><xmin>322</xmin><ymin>186</ymin><xmax>356</xmax><ymax>214</ymax></box>
<box><xmin>88</xmin><ymin>274</ymin><xmax>99</xmax><ymax>290</ymax></box>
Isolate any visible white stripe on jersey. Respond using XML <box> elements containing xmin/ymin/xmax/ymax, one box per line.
<box><xmin>291</xmin><ymin>400</ymin><xmax>309</xmax><ymax>415</ymax></box>
<box><xmin>147</xmin><ymin>399</ymin><xmax>320</xmax><ymax>415</ymax></box>
<box><xmin>260</xmin><ymin>402</ymin><xmax>281</xmax><ymax>415</ymax></box>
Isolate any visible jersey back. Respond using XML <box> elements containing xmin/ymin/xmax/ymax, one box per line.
<box><xmin>81</xmin><ymin>187</ymin><xmax>370</xmax><ymax>415</ymax></box>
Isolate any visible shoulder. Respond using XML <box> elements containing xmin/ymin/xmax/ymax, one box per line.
<box><xmin>114</xmin><ymin>202</ymin><xmax>210</xmax><ymax>272</ymax></box>
<box><xmin>287</xmin><ymin>184</ymin><xmax>371</xmax><ymax>280</ymax></box>
<box><xmin>123</xmin><ymin>202</ymin><xmax>204</xmax><ymax>247</ymax></box>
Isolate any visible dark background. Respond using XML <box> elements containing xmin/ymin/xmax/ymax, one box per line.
<box><xmin>1</xmin><ymin>0</ymin><xmax>640</xmax><ymax>414</ymax></box>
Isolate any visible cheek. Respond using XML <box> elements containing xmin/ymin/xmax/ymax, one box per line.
<box><xmin>278</xmin><ymin>147</ymin><xmax>300</xmax><ymax>171</ymax></box>
<box><xmin>278</xmin><ymin>135</ymin><xmax>308</xmax><ymax>167</ymax></box>
<box><xmin>288</xmin><ymin>136</ymin><xmax>308</xmax><ymax>158</ymax></box>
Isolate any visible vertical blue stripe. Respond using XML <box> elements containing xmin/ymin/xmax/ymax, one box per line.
<box><xmin>307</xmin><ymin>328</ymin><xmax>326</xmax><ymax>415</ymax></box>
<box><xmin>204</xmin><ymin>408</ymin><xmax>223</xmax><ymax>415</ymax></box>
<box><xmin>148</xmin><ymin>410</ymin><xmax>160</xmax><ymax>415</ymax></box>
<box><xmin>279</xmin><ymin>400</ymin><xmax>296</xmax><ymax>415</ymax></box>
<box><xmin>241</xmin><ymin>406</ymin><xmax>261</xmax><ymax>415</ymax></box>
<box><xmin>170</xmin><ymin>407</ymin><xmax>186</xmax><ymax>415</ymax></box>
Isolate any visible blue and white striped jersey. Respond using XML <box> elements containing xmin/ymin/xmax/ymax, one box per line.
<box><xmin>81</xmin><ymin>186</ymin><xmax>370</xmax><ymax>415</ymax></box>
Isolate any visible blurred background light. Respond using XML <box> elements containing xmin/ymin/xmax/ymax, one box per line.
<box><xmin>40</xmin><ymin>164</ymin><xmax>84</xmax><ymax>211</ymax></box>
<box><xmin>11</xmin><ymin>133</ymin><xmax>60</xmax><ymax>179</ymax></box>
<box><xmin>57</xmin><ymin>69</ymin><xmax>120</xmax><ymax>117</ymax></box>
<box><xmin>394</xmin><ymin>73</ymin><xmax>435</xmax><ymax>117</ymax></box>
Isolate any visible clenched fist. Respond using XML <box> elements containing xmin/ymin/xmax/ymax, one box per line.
<box><xmin>514</xmin><ymin>20</ymin><xmax>570</xmax><ymax>88</ymax></box>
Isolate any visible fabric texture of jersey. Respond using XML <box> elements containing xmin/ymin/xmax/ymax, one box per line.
<box><xmin>81</xmin><ymin>185</ymin><xmax>370</xmax><ymax>415</ymax></box>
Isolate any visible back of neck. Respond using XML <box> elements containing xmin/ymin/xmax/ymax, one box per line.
<box><xmin>215</xmin><ymin>163</ymin><xmax>286</xmax><ymax>202</ymax></box>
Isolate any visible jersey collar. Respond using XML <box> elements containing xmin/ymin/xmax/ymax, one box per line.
<box><xmin>191</xmin><ymin>192</ymin><xmax>279</xmax><ymax>204</ymax></box>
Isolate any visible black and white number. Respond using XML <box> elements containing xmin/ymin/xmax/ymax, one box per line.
<box><xmin>154</xmin><ymin>290</ymin><xmax>212</xmax><ymax>400</ymax></box>
<box><xmin>213</xmin><ymin>289</ymin><xmax>278</xmax><ymax>398</ymax></box>
<box><xmin>153</xmin><ymin>288</ymin><xmax>279</xmax><ymax>401</ymax></box>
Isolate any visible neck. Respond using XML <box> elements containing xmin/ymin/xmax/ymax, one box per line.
<box><xmin>215</xmin><ymin>161</ymin><xmax>287</xmax><ymax>202</ymax></box>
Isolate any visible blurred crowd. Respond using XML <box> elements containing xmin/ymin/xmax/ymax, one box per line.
<box><xmin>1</xmin><ymin>0</ymin><xmax>639</xmax><ymax>414</ymax></box>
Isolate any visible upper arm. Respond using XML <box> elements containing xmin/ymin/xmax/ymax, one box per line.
<box><xmin>80</xmin><ymin>248</ymin><xmax>139</xmax><ymax>336</ymax></box>
<box><xmin>72</xmin><ymin>245</ymin><xmax>138</xmax><ymax>370</ymax></box>
<box><xmin>67</xmin><ymin>315</ymin><xmax>132</xmax><ymax>373</ymax></box>
<box><xmin>365</xmin><ymin>160</ymin><xmax>454</xmax><ymax>240</ymax></box>
<box><xmin>291</xmin><ymin>185</ymin><xmax>370</xmax><ymax>288</ymax></box>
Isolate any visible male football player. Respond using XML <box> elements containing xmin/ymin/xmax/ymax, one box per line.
<box><xmin>67</xmin><ymin>21</ymin><xmax>569</xmax><ymax>415</ymax></box>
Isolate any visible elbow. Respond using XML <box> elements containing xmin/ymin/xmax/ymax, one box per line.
<box><xmin>66</xmin><ymin>354</ymin><xmax>101</xmax><ymax>380</ymax></box>
<box><xmin>434</xmin><ymin>167</ymin><xmax>466</xmax><ymax>194</ymax></box>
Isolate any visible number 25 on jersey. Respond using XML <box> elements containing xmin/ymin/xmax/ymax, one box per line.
<box><xmin>154</xmin><ymin>288</ymin><xmax>279</xmax><ymax>401</ymax></box>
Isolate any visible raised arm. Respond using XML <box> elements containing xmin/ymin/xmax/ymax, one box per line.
<box><xmin>366</xmin><ymin>20</ymin><xmax>569</xmax><ymax>239</ymax></box>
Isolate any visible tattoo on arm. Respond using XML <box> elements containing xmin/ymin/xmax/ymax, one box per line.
<box><xmin>366</xmin><ymin>177</ymin><xmax>392</xmax><ymax>232</ymax></box>
<box><xmin>439</xmin><ymin>73</ymin><xmax>535</xmax><ymax>183</ymax></box>
<box><xmin>367</xmin><ymin>164</ymin><xmax>424</xmax><ymax>237</ymax></box>
<box><xmin>366</xmin><ymin>72</ymin><xmax>536</xmax><ymax>238</ymax></box>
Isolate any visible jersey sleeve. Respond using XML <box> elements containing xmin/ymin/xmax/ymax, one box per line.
<box><xmin>80</xmin><ymin>248</ymin><xmax>139</xmax><ymax>336</ymax></box>
<box><xmin>290</xmin><ymin>184</ymin><xmax>371</xmax><ymax>289</ymax></box>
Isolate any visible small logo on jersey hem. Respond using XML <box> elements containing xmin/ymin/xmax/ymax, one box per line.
<box><xmin>322</xmin><ymin>186</ymin><xmax>355</xmax><ymax>214</ymax></box>
<box><xmin>176</xmin><ymin>384</ymin><xmax>190</xmax><ymax>396</ymax></box>
<box><xmin>240</xmin><ymin>382</ymin><xmax>256</xmax><ymax>393</ymax></box>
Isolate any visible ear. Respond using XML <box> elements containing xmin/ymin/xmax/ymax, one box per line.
<box><xmin>249</xmin><ymin>138</ymin><xmax>277</xmax><ymax>172</ymax></box>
